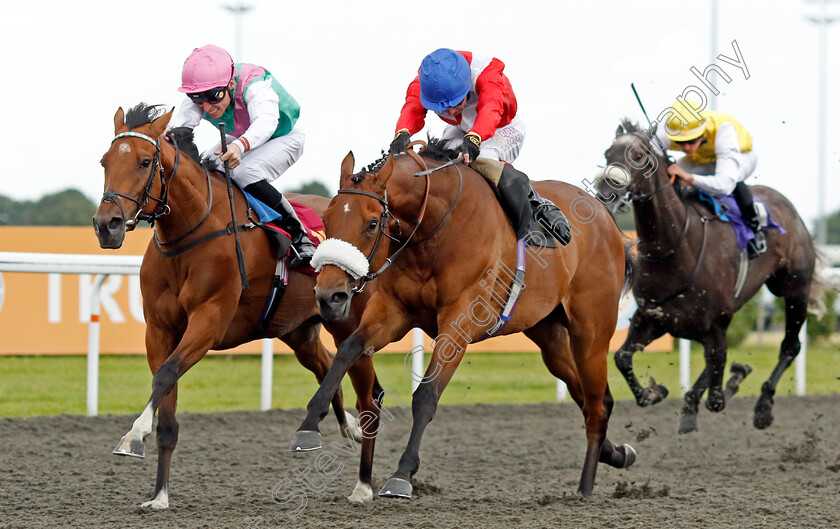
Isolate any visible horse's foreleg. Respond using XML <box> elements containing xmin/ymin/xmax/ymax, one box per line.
<box><xmin>379</xmin><ymin>331</ymin><xmax>470</xmax><ymax>500</ymax></box>
<box><xmin>113</xmin><ymin>326</ymin><xmax>176</xmax><ymax>459</ymax></box>
<box><xmin>282</xmin><ymin>323</ymin><xmax>352</xmax><ymax>438</ymax></box>
<box><xmin>755</xmin><ymin>294</ymin><xmax>806</xmax><ymax>429</ymax></box>
<box><xmin>345</xmin><ymin>355</ymin><xmax>380</xmax><ymax>504</ymax></box>
<box><xmin>141</xmin><ymin>386</ymin><xmax>179</xmax><ymax>510</ymax></box>
<box><xmin>614</xmin><ymin>314</ymin><xmax>667</xmax><ymax>407</ymax></box>
<box><xmin>291</xmin><ymin>299</ymin><xmax>410</xmax><ymax>452</ymax></box>
<box><xmin>702</xmin><ymin>328</ymin><xmax>729</xmax><ymax>413</ymax></box>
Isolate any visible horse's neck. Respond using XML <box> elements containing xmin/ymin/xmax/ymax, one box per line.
<box><xmin>633</xmin><ymin>167</ymin><xmax>690</xmax><ymax>253</ymax></box>
<box><xmin>389</xmin><ymin>163</ymin><xmax>505</xmax><ymax>265</ymax></box>
<box><xmin>155</xmin><ymin>146</ymin><xmax>216</xmax><ymax>238</ymax></box>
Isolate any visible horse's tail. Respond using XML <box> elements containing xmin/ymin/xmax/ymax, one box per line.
<box><xmin>621</xmin><ymin>240</ymin><xmax>636</xmax><ymax>298</ymax></box>
<box><xmin>807</xmin><ymin>252</ymin><xmax>836</xmax><ymax>319</ymax></box>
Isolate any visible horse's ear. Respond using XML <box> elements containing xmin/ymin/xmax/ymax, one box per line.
<box><xmin>615</xmin><ymin>124</ymin><xmax>624</xmax><ymax>138</ymax></box>
<box><xmin>378</xmin><ymin>153</ymin><xmax>395</xmax><ymax>182</ymax></box>
<box><xmin>340</xmin><ymin>151</ymin><xmax>355</xmax><ymax>178</ymax></box>
<box><xmin>148</xmin><ymin>109</ymin><xmax>174</xmax><ymax>139</ymax></box>
<box><xmin>114</xmin><ymin>107</ymin><xmax>128</xmax><ymax>134</ymax></box>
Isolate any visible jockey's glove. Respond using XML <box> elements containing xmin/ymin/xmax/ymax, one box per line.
<box><xmin>460</xmin><ymin>132</ymin><xmax>481</xmax><ymax>162</ymax></box>
<box><xmin>389</xmin><ymin>129</ymin><xmax>411</xmax><ymax>155</ymax></box>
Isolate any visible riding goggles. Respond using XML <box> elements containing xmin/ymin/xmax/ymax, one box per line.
<box><xmin>187</xmin><ymin>86</ymin><xmax>228</xmax><ymax>105</ymax></box>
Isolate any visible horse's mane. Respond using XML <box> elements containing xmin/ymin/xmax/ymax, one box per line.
<box><xmin>618</xmin><ymin>118</ymin><xmax>646</xmax><ymax>136</ymax></box>
<box><xmin>420</xmin><ymin>136</ymin><xmax>460</xmax><ymax>161</ymax></box>
<box><xmin>166</xmin><ymin>127</ymin><xmax>207</xmax><ymax>168</ymax></box>
<box><xmin>124</xmin><ymin>102</ymin><xmax>215</xmax><ymax>171</ymax></box>
<box><xmin>353</xmin><ymin>137</ymin><xmax>460</xmax><ymax>183</ymax></box>
<box><xmin>125</xmin><ymin>102</ymin><xmax>167</xmax><ymax>130</ymax></box>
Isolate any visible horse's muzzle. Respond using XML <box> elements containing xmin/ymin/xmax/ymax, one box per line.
<box><xmin>92</xmin><ymin>213</ymin><xmax>126</xmax><ymax>249</ymax></box>
<box><xmin>314</xmin><ymin>287</ymin><xmax>352</xmax><ymax>321</ymax></box>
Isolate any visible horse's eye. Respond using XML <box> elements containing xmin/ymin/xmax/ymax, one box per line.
<box><xmin>367</xmin><ymin>219</ymin><xmax>378</xmax><ymax>233</ymax></box>
<box><xmin>140</xmin><ymin>158</ymin><xmax>152</xmax><ymax>169</ymax></box>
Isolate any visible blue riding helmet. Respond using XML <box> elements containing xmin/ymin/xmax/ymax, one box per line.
<box><xmin>419</xmin><ymin>48</ymin><xmax>471</xmax><ymax>113</ymax></box>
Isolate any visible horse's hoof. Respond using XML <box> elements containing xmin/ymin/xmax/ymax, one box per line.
<box><xmin>705</xmin><ymin>388</ymin><xmax>726</xmax><ymax>413</ymax></box>
<box><xmin>730</xmin><ymin>362</ymin><xmax>753</xmax><ymax>378</ymax></box>
<box><xmin>378</xmin><ymin>477</ymin><xmax>412</xmax><ymax>499</ymax></box>
<box><xmin>637</xmin><ymin>379</ymin><xmax>669</xmax><ymax>407</ymax></box>
<box><xmin>341</xmin><ymin>411</ymin><xmax>364</xmax><ymax>444</ymax></box>
<box><xmin>753</xmin><ymin>413</ymin><xmax>774</xmax><ymax>430</ymax></box>
<box><xmin>347</xmin><ymin>480</ymin><xmax>373</xmax><ymax>503</ymax></box>
<box><xmin>753</xmin><ymin>407</ymin><xmax>774</xmax><ymax>430</ymax></box>
<box><xmin>289</xmin><ymin>430</ymin><xmax>323</xmax><ymax>452</ymax></box>
<box><xmin>678</xmin><ymin>411</ymin><xmax>698</xmax><ymax>434</ymax></box>
<box><xmin>622</xmin><ymin>444</ymin><xmax>637</xmax><ymax>469</ymax></box>
<box><xmin>113</xmin><ymin>435</ymin><xmax>145</xmax><ymax>458</ymax></box>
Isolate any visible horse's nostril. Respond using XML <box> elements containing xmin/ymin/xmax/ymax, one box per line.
<box><xmin>330</xmin><ymin>291</ymin><xmax>349</xmax><ymax>306</ymax></box>
<box><xmin>107</xmin><ymin>218</ymin><xmax>123</xmax><ymax>231</ymax></box>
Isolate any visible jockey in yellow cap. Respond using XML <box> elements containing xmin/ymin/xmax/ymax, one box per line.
<box><xmin>653</xmin><ymin>102</ymin><xmax>765</xmax><ymax>258</ymax></box>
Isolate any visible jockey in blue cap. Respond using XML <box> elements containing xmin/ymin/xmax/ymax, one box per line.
<box><xmin>389</xmin><ymin>48</ymin><xmax>570</xmax><ymax>247</ymax></box>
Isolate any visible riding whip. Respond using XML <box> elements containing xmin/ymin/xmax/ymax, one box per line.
<box><xmin>219</xmin><ymin>123</ymin><xmax>249</xmax><ymax>290</ymax></box>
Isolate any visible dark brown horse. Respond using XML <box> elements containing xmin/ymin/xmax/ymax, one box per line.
<box><xmin>601</xmin><ymin>121</ymin><xmax>830</xmax><ymax>433</ymax></box>
<box><xmin>288</xmin><ymin>141</ymin><xmax>637</xmax><ymax>500</ymax></box>
<box><xmin>93</xmin><ymin>104</ymin><xmax>381</xmax><ymax>508</ymax></box>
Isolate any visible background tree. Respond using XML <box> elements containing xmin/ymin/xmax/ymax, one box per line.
<box><xmin>286</xmin><ymin>180</ymin><xmax>332</xmax><ymax>198</ymax></box>
<box><xmin>0</xmin><ymin>189</ymin><xmax>96</xmax><ymax>226</ymax></box>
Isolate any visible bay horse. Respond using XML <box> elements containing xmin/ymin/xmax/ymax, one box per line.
<box><xmin>93</xmin><ymin>103</ymin><xmax>381</xmax><ymax>508</ymax></box>
<box><xmin>601</xmin><ymin>120</ymin><xmax>830</xmax><ymax>433</ymax></box>
<box><xmin>289</xmin><ymin>140</ymin><xmax>637</xmax><ymax>500</ymax></box>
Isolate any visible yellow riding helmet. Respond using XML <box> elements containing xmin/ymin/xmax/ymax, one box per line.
<box><xmin>664</xmin><ymin>100</ymin><xmax>707</xmax><ymax>142</ymax></box>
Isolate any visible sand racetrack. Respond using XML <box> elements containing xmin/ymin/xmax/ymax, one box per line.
<box><xmin>1</xmin><ymin>394</ymin><xmax>839</xmax><ymax>529</ymax></box>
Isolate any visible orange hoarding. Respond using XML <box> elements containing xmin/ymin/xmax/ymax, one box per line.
<box><xmin>0</xmin><ymin>227</ymin><xmax>671</xmax><ymax>355</ymax></box>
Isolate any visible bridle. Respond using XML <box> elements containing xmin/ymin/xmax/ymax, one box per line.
<box><xmin>101</xmin><ymin>131</ymin><xmax>214</xmax><ymax>249</ymax></box>
<box><xmin>101</xmin><ymin>131</ymin><xmax>174</xmax><ymax>229</ymax></box>
<box><xmin>612</xmin><ymin>131</ymin><xmax>710</xmax><ymax>303</ymax></box>
<box><xmin>336</xmin><ymin>148</ymin><xmax>463</xmax><ymax>295</ymax></box>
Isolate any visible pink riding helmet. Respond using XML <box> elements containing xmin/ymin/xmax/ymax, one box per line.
<box><xmin>178</xmin><ymin>45</ymin><xmax>235</xmax><ymax>93</ymax></box>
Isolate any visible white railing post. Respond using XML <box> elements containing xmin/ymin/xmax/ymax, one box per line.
<box><xmin>679</xmin><ymin>338</ymin><xmax>692</xmax><ymax>395</ymax></box>
<box><xmin>796</xmin><ymin>322</ymin><xmax>807</xmax><ymax>396</ymax></box>
<box><xmin>261</xmin><ymin>338</ymin><xmax>273</xmax><ymax>410</ymax></box>
<box><xmin>86</xmin><ymin>274</ymin><xmax>107</xmax><ymax>417</ymax></box>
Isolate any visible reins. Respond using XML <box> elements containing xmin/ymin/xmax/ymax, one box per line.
<box><xmin>103</xmin><ymin>130</ymin><xmax>250</xmax><ymax>261</ymax></box>
<box><xmin>336</xmin><ymin>144</ymin><xmax>463</xmax><ymax>294</ymax></box>
<box><xmin>620</xmin><ymin>132</ymin><xmax>713</xmax><ymax>304</ymax></box>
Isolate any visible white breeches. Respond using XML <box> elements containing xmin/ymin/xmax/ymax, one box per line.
<box><xmin>204</xmin><ymin>122</ymin><xmax>305</xmax><ymax>187</ymax></box>
<box><xmin>439</xmin><ymin>115</ymin><xmax>526</xmax><ymax>164</ymax></box>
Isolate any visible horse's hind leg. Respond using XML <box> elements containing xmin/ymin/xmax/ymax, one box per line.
<box><xmin>525</xmin><ymin>321</ymin><xmax>636</xmax><ymax>472</ymax></box>
<box><xmin>679</xmin><ymin>366</ymin><xmax>709</xmax><ymax>434</ymax></box>
<box><xmin>754</xmin><ymin>291</ymin><xmax>807</xmax><ymax>429</ymax></box>
<box><xmin>566</xmin><ymin>300</ymin><xmax>625</xmax><ymax>497</ymax></box>
<box><xmin>614</xmin><ymin>312</ymin><xmax>668</xmax><ymax>407</ymax></box>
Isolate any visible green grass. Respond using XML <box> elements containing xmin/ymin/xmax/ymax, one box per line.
<box><xmin>1</xmin><ymin>343</ymin><xmax>838</xmax><ymax>418</ymax></box>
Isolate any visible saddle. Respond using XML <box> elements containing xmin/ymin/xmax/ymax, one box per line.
<box><xmin>241</xmin><ymin>190</ymin><xmax>325</xmax><ymax>276</ymax></box>
<box><xmin>678</xmin><ymin>186</ymin><xmax>786</xmax><ymax>253</ymax></box>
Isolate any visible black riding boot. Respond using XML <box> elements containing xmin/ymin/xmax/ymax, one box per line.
<box><xmin>527</xmin><ymin>186</ymin><xmax>571</xmax><ymax>246</ymax></box>
<box><xmin>497</xmin><ymin>165</ymin><xmax>570</xmax><ymax>247</ymax></box>
<box><xmin>244</xmin><ymin>181</ymin><xmax>317</xmax><ymax>266</ymax></box>
<box><xmin>732</xmin><ymin>181</ymin><xmax>766</xmax><ymax>259</ymax></box>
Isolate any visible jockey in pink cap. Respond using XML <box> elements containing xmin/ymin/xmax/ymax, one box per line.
<box><xmin>169</xmin><ymin>44</ymin><xmax>315</xmax><ymax>266</ymax></box>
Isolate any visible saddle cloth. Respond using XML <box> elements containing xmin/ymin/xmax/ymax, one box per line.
<box><xmin>241</xmin><ymin>188</ymin><xmax>326</xmax><ymax>275</ymax></box>
<box><xmin>697</xmin><ymin>191</ymin><xmax>786</xmax><ymax>251</ymax></box>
